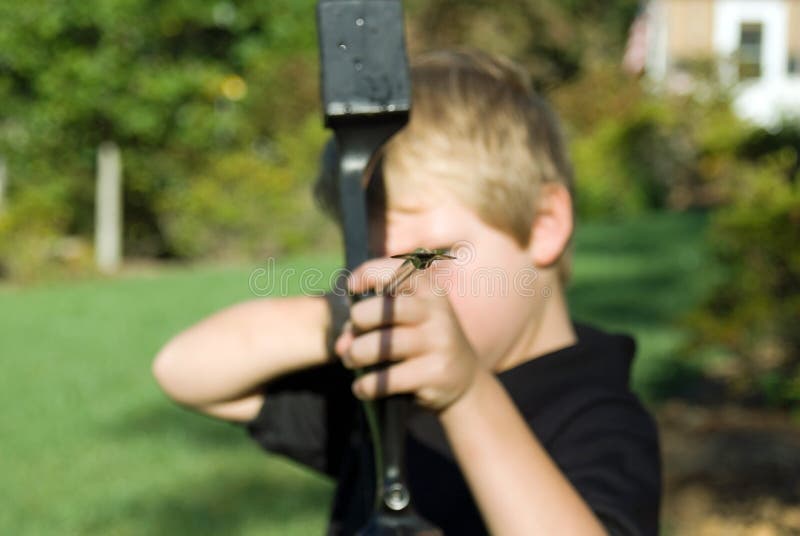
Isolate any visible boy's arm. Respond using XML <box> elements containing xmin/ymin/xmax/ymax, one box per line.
<box><xmin>152</xmin><ymin>295</ymin><xmax>332</xmax><ymax>422</ymax></box>
<box><xmin>440</xmin><ymin>369</ymin><xmax>608</xmax><ymax>535</ymax></box>
<box><xmin>340</xmin><ymin>264</ymin><xmax>613</xmax><ymax>534</ymax></box>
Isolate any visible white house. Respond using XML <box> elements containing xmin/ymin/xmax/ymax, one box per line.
<box><xmin>634</xmin><ymin>0</ymin><xmax>800</xmax><ymax>125</ymax></box>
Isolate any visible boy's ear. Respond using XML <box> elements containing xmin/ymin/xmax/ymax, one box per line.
<box><xmin>528</xmin><ymin>183</ymin><xmax>573</xmax><ymax>268</ymax></box>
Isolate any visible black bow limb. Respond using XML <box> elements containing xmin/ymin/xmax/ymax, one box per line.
<box><xmin>316</xmin><ymin>1</ymin><xmax>442</xmax><ymax>534</ymax></box>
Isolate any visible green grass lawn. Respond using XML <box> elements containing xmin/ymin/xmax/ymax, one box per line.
<box><xmin>0</xmin><ymin>211</ymin><xmax>713</xmax><ymax>534</ymax></box>
<box><xmin>568</xmin><ymin>210</ymin><xmax>715</xmax><ymax>401</ymax></box>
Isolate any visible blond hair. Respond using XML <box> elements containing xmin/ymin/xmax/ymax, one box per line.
<box><xmin>314</xmin><ymin>49</ymin><xmax>574</xmax><ymax>280</ymax></box>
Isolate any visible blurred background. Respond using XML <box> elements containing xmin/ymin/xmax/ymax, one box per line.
<box><xmin>1</xmin><ymin>1</ymin><xmax>799</xmax><ymax>534</ymax></box>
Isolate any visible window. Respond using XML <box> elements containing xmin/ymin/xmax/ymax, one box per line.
<box><xmin>789</xmin><ymin>54</ymin><xmax>800</xmax><ymax>75</ymax></box>
<box><xmin>738</xmin><ymin>22</ymin><xmax>763</xmax><ymax>79</ymax></box>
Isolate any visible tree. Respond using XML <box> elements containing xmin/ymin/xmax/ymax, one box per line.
<box><xmin>0</xmin><ymin>0</ymin><xmax>327</xmax><ymax>270</ymax></box>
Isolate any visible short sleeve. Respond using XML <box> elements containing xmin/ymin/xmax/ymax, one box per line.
<box><xmin>245</xmin><ymin>284</ymin><xmax>355</xmax><ymax>477</ymax></box>
<box><xmin>549</xmin><ymin>394</ymin><xmax>661</xmax><ymax>536</ymax></box>
<box><xmin>245</xmin><ymin>362</ymin><xmax>355</xmax><ymax>477</ymax></box>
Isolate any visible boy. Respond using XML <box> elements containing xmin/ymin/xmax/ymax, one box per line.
<box><xmin>153</xmin><ymin>50</ymin><xmax>661</xmax><ymax>535</ymax></box>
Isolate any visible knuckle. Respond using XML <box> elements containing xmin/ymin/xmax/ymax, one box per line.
<box><xmin>400</xmin><ymin>300</ymin><xmax>417</xmax><ymax>316</ymax></box>
<box><xmin>349</xmin><ymin>302</ymin><xmax>364</xmax><ymax>325</ymax></box>
<box><xmin>419</xmin><ymin>322</ymin><xmax>442</xmax><ymax>350</ymax></box>
<box><xmin>361</xmin><ymin>378</ymin><xmax>375</xmax><ymax>398</ymax></box>
<box><xmin>395</xmin><ymin>327</ymin><xmax>416</xmax><ymax>356</ymax></box>
<box><xmin>416</xmin><ymin>387</ymin><xmax>441</xmax><ymax>409</ymax></box>
<box><xmin>356</xmin><ymin>376</ymin><xmax>375</xmax><ymax>399</ymax></box>
<box><xmin>397</xmin><ymin>295</ymin><xmax>422</xmax><ymax>322</ymax></box>
<box><xmin>350</xmin><ymin>299</ymin><xmax>375</xmax><ymax>329</ymax></box>
<box><xmin>432</xmin><ymin>357</ymin><xmax>449</xmax><ymax>379</ymax></box>
<box><xmin>421</xmin><ymin>354</ymin><xmax>447</xmax><ymax>381</ymax></box>
<box><xmin>356</xmin><ymin>331</ymin><xmax>379</xmax><ymax>364</ymax></box>
<box><xmin>349</xmin><ymin>336</ymin><xmax>371</xmax><ymax>365</ymax></box>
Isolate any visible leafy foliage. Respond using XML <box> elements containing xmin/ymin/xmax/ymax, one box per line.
<box><xmin>0</xmin><ymin>0</ymin><xmax>788</xmax><ymax>304</ymax></box>
<box><xmin>686</xmin><ymin>135</ymin><xmax>800</xmax><ymax>406</ymax></box>
<box><xmin>157</xmin><ymin>117</ymin><xmax>328</xmax><ymax>258</ymax></box>
<box><xmin>0</xmin><ymin>0</ymin><xmax>328</xmax><ymax>271</ymax></box>
<box><xmin>0</xmin><ymin>182</ymin><xmax>77</xmax><ymax>280</ymax></box>
<box><xmin>0</xmin><ymin>0</ymin><xmax>649</xmax><ymax>279</ymax></box>
<box><xmin>555</xmin><ymin>66</ymin><xmax>752</xmax><ymax>218</ymax></box>
<box><xmin>406</xmin><ymin>0</ymin><xmax>640</xmax><ymax>90</ymax></box>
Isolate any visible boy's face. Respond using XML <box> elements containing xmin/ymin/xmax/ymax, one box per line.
<box><xmin>369</xmin><ymin>183</ymin><xmax>551</xmax><ymax>371</ymax></box>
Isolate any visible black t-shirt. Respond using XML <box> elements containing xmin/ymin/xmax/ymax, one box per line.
<box><xmin>245</xmin><ymin>323</ymin><xmax>661</xmax><ymax>535</ymax></box>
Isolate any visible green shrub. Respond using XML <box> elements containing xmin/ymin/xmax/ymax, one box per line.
<box><xmin>0</xmin><ymin>184</ymin><xmax>79</xmax><ymax>281</ymax></box>
<box><xmin>557</xmin><ymin>66</ymin><xmax>749</xmax><ymax>219</ymax></box>
<box><xmin>157</xmin><ymin>118</ymin><xmax>330</xmax><ymax>259</ymax></box>
<box><xmin>0</xmin><ymin>0</ymin><xmax>325</xmax><ymax>277</ymax></box>
<box><xmin>571</xmin><ymin>124</ymin><xmax>642</xmax><ymax>218</ymax></box>
<box><xmin>686</xmin><ymin>151</ymin><xmax>800</xmax><ymax>406</ymax></box>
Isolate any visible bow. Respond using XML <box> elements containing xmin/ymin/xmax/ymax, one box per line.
<box><xmin>316</xmin><ymin>1</ymin><xmax>442</xmax><ymax>533</ymax></box>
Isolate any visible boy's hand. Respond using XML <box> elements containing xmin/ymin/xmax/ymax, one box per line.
<box><xmin>334</xmin><ymin>258</ymin><xmax>479</xmax><ymax>412</ymax></box>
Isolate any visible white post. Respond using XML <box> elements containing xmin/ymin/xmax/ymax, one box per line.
<box><xmin>95</xmin><ymin>142</ymin><xmax>123</xmax><ymax>273</ymax></box>
<box><xmin>0</xmin><ymin>156</ymin><xmax>6</xmax><ymax>215</ymax></box>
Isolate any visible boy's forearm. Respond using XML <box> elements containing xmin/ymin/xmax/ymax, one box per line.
<box><xmin>439</xmin><ymin>369</ymin><xmax>607</xmax><ymax>536</ymax></box>
<box><xmin>153</xmin><ymin>296</ymin><xmax>332</xmax><ymax>409</ymax></box>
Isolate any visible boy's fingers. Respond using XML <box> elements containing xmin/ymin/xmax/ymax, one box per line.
<box><xmin>350</xmin><ymin>295</ymin><xmax>427</xmax><ymax>332</ymax></box>
<box><xmin>344</xmin><ymin>326</ymin><xmax>423</xmax><ymax>369</ymax></box>
<box><xmin>347</xmin><ymin>257</ymin><xmax>406</xmax><ymax>294</ymax></box>
<box><xmin>351</xmin><ymin>357</ymin><xmax>430</xmax><ymax>399</ymax></box>
<box><xmin>334</xmin><ymin>324</ymin><xmax>354</xmax><ymax>357</ymax></box>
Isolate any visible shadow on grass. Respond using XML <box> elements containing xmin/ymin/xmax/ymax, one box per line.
<box><xmin>83</xmin><ymin>469</ymin><xmax>332</xmax><ymax>535</ymax></box>
<box><xmin>95</xmin><ymin>403</ymin><xmax>332</xmax><ymax>534</ymax></box>
<box><xmin>109</xmin><ymin>402</ymin><xmax>248</xmax><ymax>447</ymax></box>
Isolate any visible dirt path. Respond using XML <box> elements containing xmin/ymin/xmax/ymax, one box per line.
<box><xmin>659</xmin><ymin>401</ymin><xmax>800</xmax><ymax>535</ymax></box>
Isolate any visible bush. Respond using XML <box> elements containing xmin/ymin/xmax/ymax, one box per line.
<box><xmin>0</xmin><ymin>0</ymin><xmax>325</xmax><ymax>276</ymax></box>
<box><xmin>555</xmin><ymin>66</ymin><xmax>749</xmax><ymax>219</ymax></box>
<box><xmin>0</xmin><ymin>184</ymin><xmax>84</xmax><ymax>281</ymax></box>
<box><xmin>570</xmin><ymin>111</ymin><xmax>657</xmax><ymax>218</ymax></box>
<box><xmin>686</xmin><ymin>150</ymin><xmax>800</xmax><ymax>406</ymax></box>
<box><xmin>157</xmin><ymin>117</ymin><xmax>331</xmax><ymax>259</ymax></box>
